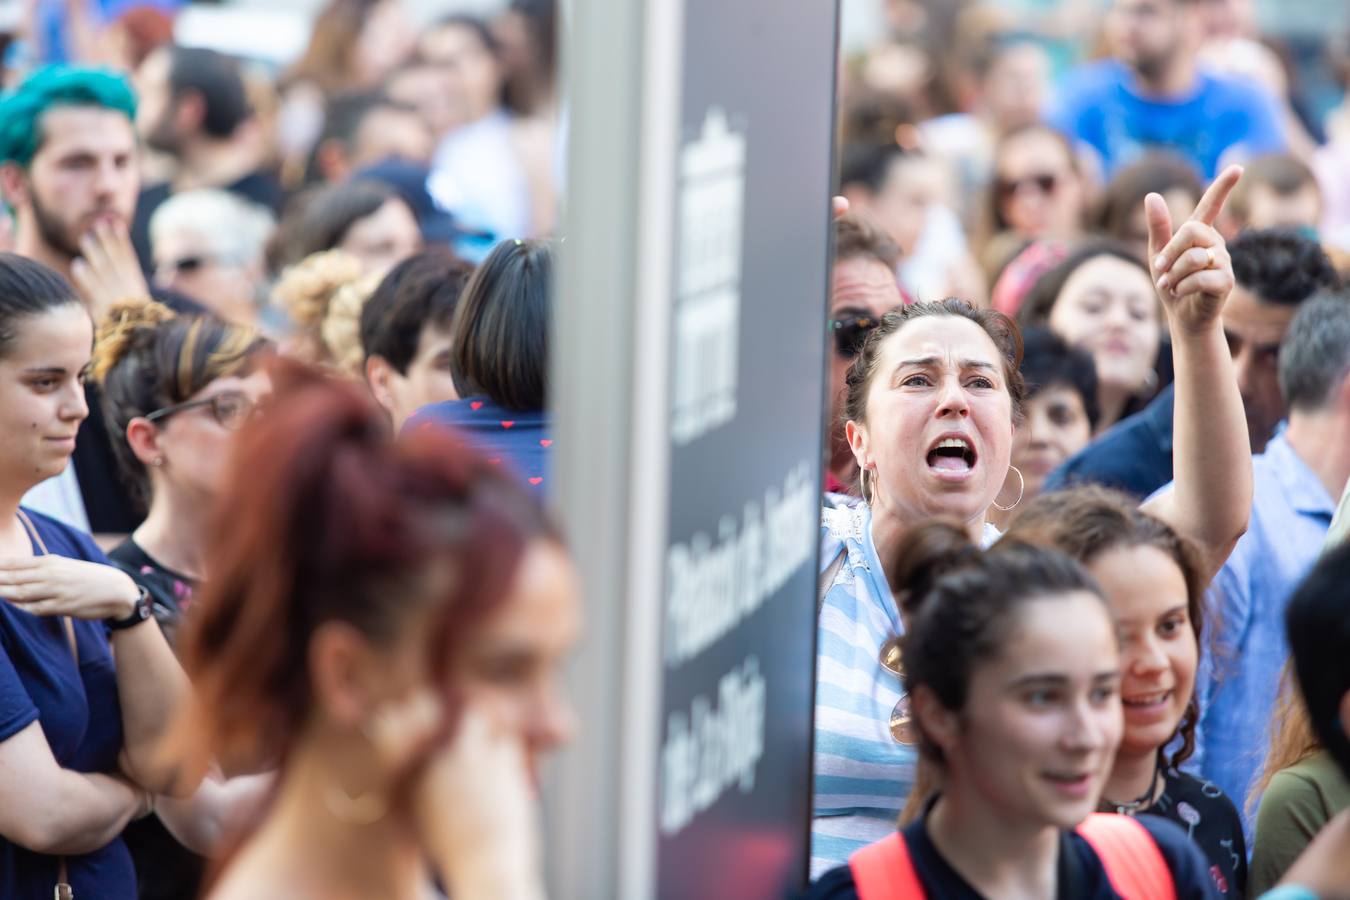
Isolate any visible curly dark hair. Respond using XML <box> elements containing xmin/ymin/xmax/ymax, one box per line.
<box><xmin>1229</xmin><ymin>228</ymin><xmax>1340</xmax><ymax>307</ymax></box>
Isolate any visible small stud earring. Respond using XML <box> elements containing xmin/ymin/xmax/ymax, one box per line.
<box><xmin>152</xmin><ymin>457</ymin><xmax>164</xmax><ymax>467</ymax></box>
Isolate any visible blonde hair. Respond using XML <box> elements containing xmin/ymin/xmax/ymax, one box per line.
<box><xmin>1248</xmin><ymin>660</ymin><xmax>1323</xmax><ymax>815</ymax></box>
<box><xmin>271</xmin><ymin>249</ymin><xmax>366</xmax><ymax>368</ymax></box>
<box><xmin>92</xmin><ymin>298</ymin><xmax>268</xmax><ymax>507</ymax></box>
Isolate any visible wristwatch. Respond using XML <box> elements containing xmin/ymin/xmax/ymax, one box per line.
<box><xmin>107</xmin><ymin>586</ymin><xmax>153</xmax><ymax>631</ymax></box>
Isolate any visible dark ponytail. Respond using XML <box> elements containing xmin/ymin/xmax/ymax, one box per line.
<box><xmin>0</xmin><ymin>253</ymin><xmax>82</xmax><ymax>358</ymax></box>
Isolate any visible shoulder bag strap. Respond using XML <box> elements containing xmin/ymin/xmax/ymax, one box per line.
<box><xmin>16</xmin><ymin>512</ymin><xmax>78</xmax><ymax>900</ymax></box>
<box><xmin>1076</xmin><ymin>813</ymin><xmax>1177</xmax><ymax>900</ymax></box>
<box><xmin>848</xmin><ymin>831</ymin><xmax>925</xmax><ymax>900</ymax></box>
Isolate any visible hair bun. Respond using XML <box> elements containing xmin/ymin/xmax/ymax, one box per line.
<box><xmin>90</xmin><ymin>298</ymin><xmax>177</xmax><ymax>384</ymax></box>
<box><xmin>888</xmin><ymin>521</ymin><xmax>979</xmax><ymax>617</ymax></box>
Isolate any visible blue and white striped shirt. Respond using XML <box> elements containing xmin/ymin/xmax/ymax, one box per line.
<box><xmin>811</xmin><ymin>497</ymin><xmax>999</xmax><ymax>876</ymax></box>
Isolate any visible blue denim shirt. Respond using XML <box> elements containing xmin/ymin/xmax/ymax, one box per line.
<box><xmin>1182</xmin><ymin>433</ymin><xmax>1335</xmax><ymax>834</ymax></box>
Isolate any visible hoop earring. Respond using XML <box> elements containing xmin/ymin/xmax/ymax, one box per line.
<box><xmin>323</xmin><ymin>780</ymin><xmax>387</xmax><ymax>826</ymax></box>
<box><xmin>991</xmin><ymin>465</ymin><xmax>1024</xmax><ymax>512</ymax></box>
<box><xmin>861</xmin><ymin>466</ymin><xmax>877</xmax><ymax>506</ymax></box>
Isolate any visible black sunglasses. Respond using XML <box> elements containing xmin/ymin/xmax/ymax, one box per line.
<box><xmin>998</xmin><ymin>172</ymin><xmax>1059</xmax><ymax>199</ymax></box>
<box><xmin>830</xmin><ymin>310</ymin><xmax>881</xmax><ymax>359</ymax></box>
<box><xmin>145</xmin><ymin>390</ymin><xmax>263</xmax><ymax>431</ymax></box>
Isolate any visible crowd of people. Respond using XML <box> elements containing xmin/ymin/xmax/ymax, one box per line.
<box><xmin>0</xmin><ymin>0</ymin><xmax>1346</xmax><ymax>898</ymax></box>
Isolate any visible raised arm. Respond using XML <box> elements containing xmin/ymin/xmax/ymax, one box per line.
<box><xmin>0</xmin><ymin>721</ymin><xmax>148</xmax><ymax>855</ymax></box>
<box><xmin>1140</xmin><ymin>165</ymin><xmax>1253</xmax><ymax>581</ymax></box>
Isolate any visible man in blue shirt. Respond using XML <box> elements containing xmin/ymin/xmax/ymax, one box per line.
<box><xmin>1046</xmin><ymin>229</ymin><xmax>1339</xmax><ymax>499</ymax></box>
<box><xmin>1180</xmin><ymin>290</ymin><xmax>1350</xmax><ymax>829</ymax></box>
<box><xmin>1049</xmin><ymin>0</ymin><xmax>1286</xmax><ymax>180</ymax></box>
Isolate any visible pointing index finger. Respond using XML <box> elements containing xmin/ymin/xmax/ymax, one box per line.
<box><xmin>1190</xmin><ymin>165</ymin><xmax>1243</xmax><ymax>227</ymax></box>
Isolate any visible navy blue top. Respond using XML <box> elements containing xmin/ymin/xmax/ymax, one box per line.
<box><xmin>404</xmin><ymin>397</ymin><xmax>552</xmax><ymax>496</ymax></box>
<box><xmin>803</xmin><ymin>803</ymin><xmax>1218</xmax><ymax>899</ymax></box>
<box><xmin>0</xmin><ymin>509</ymin><xmax>134</xmax><ymax>900</ymax></box>
<box><xmin>1044</xmin><ymin>383</ymin><xmax>1175</xmax><ymax>501</ymax></box>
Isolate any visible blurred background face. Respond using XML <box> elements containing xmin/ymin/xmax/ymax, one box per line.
<box><xmin>1244</xmin><ymin>183</ymin><xmax>1322</xmax><ymax>233</ymax></box>
<box><xmin>996</xmin><ymin>130</ymin><xmax>1082</xmax><ymax>238</ymax></box>
<box><xmin>828</xmin><ymin>256</ymin><xmax>901</xmax><ymax>434</ymax></box>
<box><xmin>982</xmin><ymin>43</ymin><xmax>1050</xmax><ymax>130</ymax></box>
<box><xmin>1011</xmin><ymin>384</ymin><xmax>1093</xmax><ymax>498</ymax></box>
<box><xmin>1048</xmin><ymin>256</ymin><xmax>1160</xmax><ymax>402</ymax></box>
<box><xmin>1107</xmin><ymin>0</ymin><xmax>1189</xmax><ymax>80</ymax></box>
<box><xmin>337</xmin><ymin>197</ymin><xmax>421</xmax><ymax>275</ymax></box>
<box><xmin>353</xmin><ymin>0</ymin><xmax>415</xmax><ymax>87</ymax></box>
<box><xmin>1223</xmin><ymin>284</ymin><xmax>1297</xmax><ymax>452</ymax></box>
<box><xmin>378</xmin><ymin>321</ymin><xmax>459</xmax><ymax>429</ymax></box>
<box><xmin>420</xmin><ymin>23</ymin><xmax>502</xmax><ymax>131</ymax></box>
<box><xmin>153</xmin><ymin>228</ymin><xmax>262</xmax><ymax>324</ymax></box>
<box><xmin>352</xmin><ymin>106</ymin><xmax>433</xmax><ymax>168</ymax></box>
<box><xmin>152</xmin><ymin>369</ymin><xmax>272</xmax><ymax>503</ymax></box>
<box><xmin>1121</xmin><ymin>187</ymin><xmax>1199</xmax><ymax>262</ymax></box>
<box><xmin>134</xmin><ymin>47</ymin><xmax>177</xmax><ymax>152</ymax></box>
<box><xmin>872</xmin><ymin>155</ymin><xmax>942</xmax><ymax>257</ymax></box>
<box><xmin>25</xmin><ymin>107</ymin><xmax>139</xmax><ymax>258</ymax></box>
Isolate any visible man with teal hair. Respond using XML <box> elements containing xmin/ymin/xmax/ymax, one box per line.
<box><xmin>0</xmin><ymin>65</ymin><xmax>158</xmax><ymax>537</ymax></box>
<box><xmin>0</xmin><ymin>65</ymin><xmax>142</xmax><ymax>308</ymax></box>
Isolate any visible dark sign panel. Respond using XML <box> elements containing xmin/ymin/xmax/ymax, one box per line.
<box><xmin>654</xmin><ymin>1</ymin><xmax>839</xmax><ymax>896</ymax></box>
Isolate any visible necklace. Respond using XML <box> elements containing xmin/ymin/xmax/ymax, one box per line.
<box><xmin>1102</xmin><ymin>755</ymin><xmax>1161</xmax><ymax>816</ymax></box>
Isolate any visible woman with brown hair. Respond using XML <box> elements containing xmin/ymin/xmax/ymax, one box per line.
<box><xmin>1248</xmin><ymin>663</ymin><xmax>1350</xmax><ymax>894</ymax></box>
<box><xmin>812</xmin><ymin>167</ymin><xmax>1252</xmax><ymax>874</ymax></box>
<box><xmin>1006</xmin><ymin>486</ymin><xmax>1247</xmax><ymax>897</ymax></box>
<box><xmin>172</xmin><ymin>365</ymin><xmax>579</xmax><ymax>899</ymax></box>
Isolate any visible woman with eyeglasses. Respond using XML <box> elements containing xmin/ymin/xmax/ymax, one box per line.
<box><xmin>90</xmin><ymin>299</ymin><xmax>272</xmax><ymax>900</ymax></box>
<box><xmin>805</xmin><ymin>522</ymin><xmax>1216</xmax><ymax>899</ymax></box>
<box><xmin>93</xmin><ymin>301</ymin><xmax>271</xmax><ymax>647</ymax></box>
<box><xmin>0</xmin><ymin>255</ymin><xmax>192</xmax><ymax>900</ymax></box>
<box><xmin>811</xmin><ymin>168</ymin><xmax>1253</xmax><ymax>876</ymax></box>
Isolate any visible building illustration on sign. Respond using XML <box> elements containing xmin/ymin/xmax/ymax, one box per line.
<box><xmin>670</xmin><ymin>107</ymin><xmax>746</xmax><ymax>447</ymax></box>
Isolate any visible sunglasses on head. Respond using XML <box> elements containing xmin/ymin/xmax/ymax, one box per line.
<box><xmin>830</xmin><ymin>310</ymin><xmax>881</xmax><ymax>359</ymax></box>
<box><xmin>998</xmin><ymin>172</ymin><xmax>1059</xmax><ymax>199</ymax></box>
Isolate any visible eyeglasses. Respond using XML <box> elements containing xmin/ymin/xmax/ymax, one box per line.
<box><xmin>880</xmin><ymin>636</ymin><xmax>915</xmax><ymax>745</ymax></box>
<box><xmin>155</xmin><ymin>254</ymin><xmax>222</xmax><ymax>280</ymax></box>
<box><xmin>998</xmin><ymin>172</ymin><xmax>1059</xmax><ymax>199</ymax></box>
<box><xmin>830</xmin><ymin>310</ymin><xmax>881</xmax><ymax>359</ymax></box>
<box><xmin>145</xmin><ymin>390</ymin><xmax>264</xmax><ymax>431</ymax></box>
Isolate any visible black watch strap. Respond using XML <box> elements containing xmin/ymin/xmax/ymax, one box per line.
<box><xmin>107</xmin><ymin>586</ymin><xmax>153</xmax><ymax>631</ymax></box>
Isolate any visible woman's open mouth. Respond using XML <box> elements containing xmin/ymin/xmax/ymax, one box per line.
<box><xmin>925</xmin><ymin>434</ymin><xmax>977</xmax><ymax>481</ymax></box>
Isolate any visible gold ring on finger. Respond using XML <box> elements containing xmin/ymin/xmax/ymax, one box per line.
<box><xmin>1206</xmin><ymin>247</ymin><xmax>1217</xmax><ymax>269</ymax></box>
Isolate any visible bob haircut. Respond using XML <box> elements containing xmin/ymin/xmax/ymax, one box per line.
<box><xmin>450</xmin><ymin>238</ymin><xmax>552</xmax><ymax>411</ymax></box>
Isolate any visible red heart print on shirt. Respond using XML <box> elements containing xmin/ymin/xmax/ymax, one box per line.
<box><xmin>540</xmin><ymin>439</ymin><xmax>553</xmax><ymax>447</ymax></box>
<box><xmin>528</xmin><ymin>477</ymin><xmax>543</xmax><ymax>485</ymax></box>
<box><xmin>470</xmin><ymin>401</ymin><xmax>483</xmax><ymax>410</ymax></box>
<box><xmin>501</xmin><ymin>421</ymin><xmax>515</xmax><ymax>429</ymax></box>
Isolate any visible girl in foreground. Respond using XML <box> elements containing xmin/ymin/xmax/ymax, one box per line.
<box><xmin>171</xmin><ymin>366</ymin><xmax>580</xmax><ymax>900</ymax></box>
<box><xmin>806</xmin><ymin>523</ymin><xmax>1215</xmax><ymax>899</ymax></box>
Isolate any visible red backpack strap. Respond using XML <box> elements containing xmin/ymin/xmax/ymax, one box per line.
<box><xmin>848</xmin><ymin>832</ymin><xmax>926</xmax><ymax>900</ymax></box>
<box><xmin>1076</xmin><ymin>813</ymin><xmax>1178</xmax><ymax>900</ymax></box>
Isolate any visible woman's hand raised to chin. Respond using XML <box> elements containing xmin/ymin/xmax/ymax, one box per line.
<box><xmin>367</xmin><ymin>691</ymin><xmax>544</xmax><ymax>900</ymax></box>
<box><xmin>1147</xmin><ymin>165</ymin><xmax>1242</xmax><ymax>337</ymax></box>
